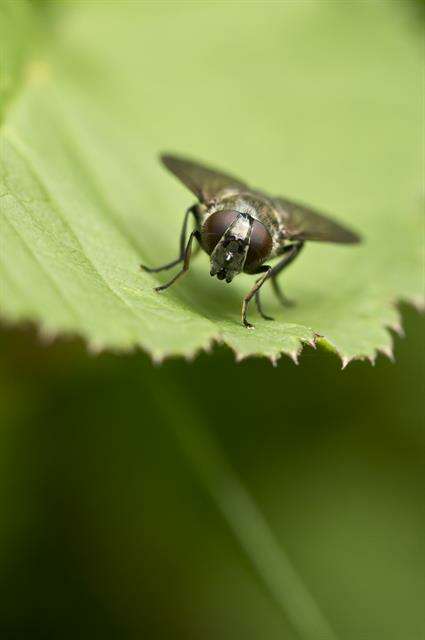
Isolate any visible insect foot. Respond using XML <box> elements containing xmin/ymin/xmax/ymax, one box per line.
<box><xmin>140</xmin><ymin>264</ymin><xmax>154</xmax><ymax>272</ymax></box>
<box><xmin>241</xmin><ymin>299</ymin><xmax>255</xmax><ymax>329</ymax></box>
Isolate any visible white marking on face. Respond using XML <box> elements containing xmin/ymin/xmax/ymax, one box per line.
<box><xmin>230</xmin><ymin>214</ymin><xmax>251</xmax><ymax>241</ymax></box>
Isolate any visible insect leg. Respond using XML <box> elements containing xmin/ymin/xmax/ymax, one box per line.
<box><xmin>271</xmin><ymin>278</ymin><xmax>295</xmax><ymax>307</ymax></box>
<box><xmin>270</xmin><ymin>241</ymin><xmax>304</xmax><ymax>306</ymax></box>
<box><xmin>155</xmin><ymin>230</ymin><xmax>200</xmax><ymax>292</ymax></box>
<box><xmin>255</xmin><ymin>289</ymin><xmax>274</xmax><ymax>321</ymax></box>
<box><xmin>241</xmin><ymin>266</ymin><xmax>272</xmax><ymax>328</ymax></box>
<box><xmin>252</xmin><ymin>242</ymin><xmax>304</xmax><ymax>321</ymax></box>
<box><xmin>140</xmin><ymin>205</ymin><xmax>198</xmax><ymax>273</ymax></box>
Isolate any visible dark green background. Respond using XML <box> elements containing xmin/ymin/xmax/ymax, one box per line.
<box><xmin>0</xmin><ymin>306</ymin><xmax>423</xmax><ymax>639</ymax></box>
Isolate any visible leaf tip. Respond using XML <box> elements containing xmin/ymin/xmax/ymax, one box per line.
<box><xmin>288</xmin><ymin>350</ymin><xmax>300</xmax><ymax>365</ymax></box>
<box><xmin>410</xmin><ymin>295</ymin><xmax>425</xmax><ymax>313</ymax></box>
<box><xmin>269</xmin><ymin>354</ymin><xmax>280</xmax><ymax>367</ymax></box>
<box><xmin>87</xmin><ymin>341</ymin><xmax>104</xmax><ymax>356</ymax></box>
<box><xmin>390</xmin><ymin>321</ymin><xmax>405</xmax><ymax>338</ymax></box>
<box><xmin>37</xmin><ymin>325</ymin><xmax>58</xmax><ymax>346</ymax></box>
<box><xmin>341</xmin><ymin>356</ymin><xmax>352</xmax><ymax>370</ymax></box>
<box><xmin>152</xmin><ymin>352</ymin><xmax>165</xmax><ymax>365</ymax></box>
<box><xmin>378</xmin><ymin>345</ymin><xmax>395</xmax><ymax>362</ymax></box>
<box><xmin>307</xmin><ymin>338</ymin><xmax>317</xmax><ymax>350</ymax></box>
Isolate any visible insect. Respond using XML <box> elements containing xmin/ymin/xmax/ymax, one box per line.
<box><xmin>141</xmin><ymin>154</ymin><xmax>361</xmax><ymax>328</ymax></box>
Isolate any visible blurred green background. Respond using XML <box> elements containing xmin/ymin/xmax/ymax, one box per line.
<box><xmin>1</xmin><ymin>1</ymin><xmax>425</xmax><ymax>639</ymax></box>
<box><xmin>0</xmin><ymin>307</ymin><xmax>424</xmax><ymax>639</ymax></box>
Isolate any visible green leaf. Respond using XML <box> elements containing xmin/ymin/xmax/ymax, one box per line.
<box><xmin>1</xmin><ymin>1</ymin><xmax>423</xmax><ymax>363</ymax></box>
<box><xmin>0</xmin><ymin>0</ymin><xmax>34</xmax><ymax>118</ymax></box>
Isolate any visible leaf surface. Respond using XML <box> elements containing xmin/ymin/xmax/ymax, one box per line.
<box><xmin>1</xmin><ymin>1</ymin><xmax>423</xmax><ymax>362</ymax></box>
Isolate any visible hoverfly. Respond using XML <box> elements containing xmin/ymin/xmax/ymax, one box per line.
<box><xmin>141</xmin><ymin>155</ymin><xmax>361</xmax><ymax>328</ymax></box>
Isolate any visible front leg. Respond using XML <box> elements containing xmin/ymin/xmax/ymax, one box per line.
<box><xmin>241</xmin><ymin>266</ymin><xmax>272</xmax><ymax>328</ymax></box>
<box><xmin>155</xmin><ymin>230</ymin><xmax>200</xmax><ymax>292</ymax></box>
<box><xmin>141</xmin><ymin>205</ymin><xmax>198</xmax><ymax>273</ymax></box>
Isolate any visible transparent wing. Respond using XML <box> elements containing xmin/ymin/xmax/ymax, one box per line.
<box><xmin>161</xmin><ymin>154</ymin><xmax>247</xmax><ymax>203</ymax></box>
<box><xmin>274</xmin><ymin>197</ymin><xmax>361</xmax><ymax>244</ymax></box>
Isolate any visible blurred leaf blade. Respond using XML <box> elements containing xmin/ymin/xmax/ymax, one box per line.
<box><xmin>0</xmin><ymin>1</ymin><xmax>423</xmax><ymax>362</ymax></box>
<box><xmin>154</xmin><ymin>377</ymin><xmax>339</xmax><ymax>640</ymax></box>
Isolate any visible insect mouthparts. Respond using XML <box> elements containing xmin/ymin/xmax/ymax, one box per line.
<box><xmin>217</xmin><ymin>269</ymin><xmax>227</xmax><ymax>280</ymax></box>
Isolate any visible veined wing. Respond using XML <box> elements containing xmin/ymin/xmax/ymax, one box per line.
<box><xmin>274</xmin><ymin>197</ymin><xmax>361</xmax><ymax>244</ymax></box>
<box><xmin>161</xmin><ymin>154</ymin><xmax>247</xmax><ymax>203</ymax></box>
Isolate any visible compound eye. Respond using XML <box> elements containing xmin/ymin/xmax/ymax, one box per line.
<box><xmin>202</xmin><ymin>210</ymin><xmax>239</xmax><ymax>254</ymax></box>
<box><xmin>244</xmin><ymin>220</ymin><xmax>272</xmax><ymax>273</ymax></box>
